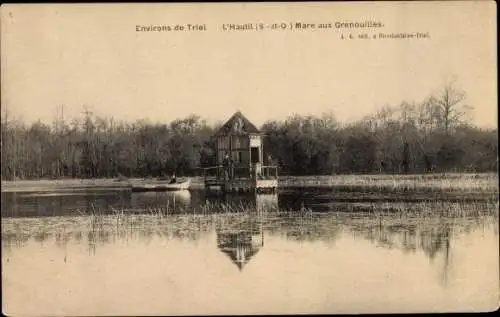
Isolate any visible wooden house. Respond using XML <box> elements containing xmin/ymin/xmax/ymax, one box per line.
<box><xmin>203</xmin><ymin>111</ymin><xmax>278</xmax><ymax>193</ymax></box>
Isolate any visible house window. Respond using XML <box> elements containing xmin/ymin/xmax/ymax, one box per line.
<box><xmin>238</xmin><ymin>151</ymin><xmax>243</xmax><ymax>162</ymax></box>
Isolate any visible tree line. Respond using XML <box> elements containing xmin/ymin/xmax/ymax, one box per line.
<box><xmin>1</xmin><ymin>83</ymin><xmax>498</xmax><ymax>180</ymax></box>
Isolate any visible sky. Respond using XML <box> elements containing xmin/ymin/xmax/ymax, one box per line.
<box><xmin>1</xmin><ymin>2</ymin><xmax>497</xmax><ymax>128</ymax></box>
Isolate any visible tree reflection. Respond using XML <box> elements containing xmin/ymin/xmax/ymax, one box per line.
<box><xmin>2</xmin><ymin>192</ymin><xmax>497</xmax><ymax>287</ymax></box>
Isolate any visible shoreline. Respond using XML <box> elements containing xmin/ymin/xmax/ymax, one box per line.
<box><xmin>1</xmin><ymin>173</ymin><xmax>498</xmax><ymax>193</ymax></box>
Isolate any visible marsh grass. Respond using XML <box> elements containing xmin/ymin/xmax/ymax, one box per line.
<box><xmin>3</xmin><ymin>197</ymin><xmax>497</xmax><ymax>248</ymax></box>
<box><xmin>45</xmin><ymin>196</ymin><xmax>500</xmax><ymax>230</ymax></box>
<box><xmin>280</xmin><ymin>173</ymin><xmax>499</xmax><ymax>192</ymax></box>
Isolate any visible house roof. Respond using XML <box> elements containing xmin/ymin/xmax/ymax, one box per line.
<box><xmin>217</xmin><ymin>230</ymin><xmax>262</xmax><ymax>270</ymax></box>
<box><xmin>219</xmin><ymin>245</ymin><xmax>261</xmax><ymax>271</ymax></box>
<box><xmin>215</xmin><ymin>111</ymin><xmax>261</xmax><ymax>136</ymax></box>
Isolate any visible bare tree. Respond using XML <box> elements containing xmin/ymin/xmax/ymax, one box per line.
<box><xmin>434</xmin><ymin>80</ymin><xmax>472</xmax><ymax>135</ymax></box>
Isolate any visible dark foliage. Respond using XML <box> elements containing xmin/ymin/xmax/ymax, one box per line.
<box><xmin>1</xmin><ymin>84</ymin><xmax>498</xmax><ymax>180</ymax></box>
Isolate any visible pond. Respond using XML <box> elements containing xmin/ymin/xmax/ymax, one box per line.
<box><xmin>2</xmin><ymin>187</ymin><xmax>499</xmax><ymax>315</ymax></box>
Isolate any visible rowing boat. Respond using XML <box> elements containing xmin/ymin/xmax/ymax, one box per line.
<box><xmin>130</xmin><ymin>179</ymin><xmax>191</xmax><ymax>192</ymax></box>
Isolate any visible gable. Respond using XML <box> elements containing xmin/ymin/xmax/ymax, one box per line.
<box><xmin>215</xmin><ymin>111</ymin><xmax>260</xmax><ymax>136</ymax></box>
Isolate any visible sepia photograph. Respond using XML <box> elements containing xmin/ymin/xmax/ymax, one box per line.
<box><xmin>1</xmin><ymin>2</ymin><xmax>498</xmax><ymax>315</ymax></box>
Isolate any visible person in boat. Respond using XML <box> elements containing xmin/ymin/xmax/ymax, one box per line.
<box><xmin>169</xmin><ymin>173</ymin><xmax>177</xmax><ymax>184</ymax></box>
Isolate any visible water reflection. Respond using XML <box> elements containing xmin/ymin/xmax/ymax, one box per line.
<box><xmin>130</xmin><ymin>191</ymin><xmax>192</xmax><ymax>211</ymax></box>
<box><xmin>216</xmin><ymin>213</ymin><xmax>264</xmax><ymax>271</ymax></box>
<box><xmin>1</xmin><ymin>190</ymin><xmax>281</xmax><ymax>217</ymax></box>
<box><xmin>1</xmin><ymin>190</ymin><xmax>132</xmax><ymax>217</ymax></box>
<box><xmin>2</xmin><ymin>205</ymin><xmax>496</xmax><ymax>265</ymax></box>
<box><xmin>3</xmin><ymin>187</ymin><xmax>497</xmax><ymax>218</ymax></box>
<box><xmin>2</xmin><ymin>188</ymin><xmax>498</xmax><ymax>314</ymax></box>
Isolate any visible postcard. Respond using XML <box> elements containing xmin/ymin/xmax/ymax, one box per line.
<box><xmin>1</xmin><ymin>2</ymin><xmax>498</xmax><ymax>315</ymax></box>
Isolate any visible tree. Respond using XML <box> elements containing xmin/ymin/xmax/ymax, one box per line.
<box><xmin>433</xmin><ymin>80</ymin><xmax>472</xmax><ymax>135</ymax></box>
<box><xmin>0</xmin><ymin>82</ymin><xmax>497</xmax><ymax>180</ymax></box>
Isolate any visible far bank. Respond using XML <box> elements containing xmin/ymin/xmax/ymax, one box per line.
<box><xmin>1</xmin><ymin>173</ymin><xmax>497</xmax><ymax>193</ymax></box>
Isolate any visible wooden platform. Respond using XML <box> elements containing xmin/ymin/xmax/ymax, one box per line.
<box><xmin>203</xmin><ymin>165</ymin><xmax>279</xmax><ymax>193</ymax></box>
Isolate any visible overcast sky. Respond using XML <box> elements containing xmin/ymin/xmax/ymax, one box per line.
<box><xmin>1</xmin><ymin>2</ymin><xmax>497</xmax><ymax>127</ymax></box>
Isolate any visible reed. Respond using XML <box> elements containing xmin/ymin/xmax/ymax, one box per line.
<box><xmin>3</xmin><ymin>195</ymin><xmax>497</xmax><ymax>249</ymax></box>
<box><xmin>74</xmin><ymin>196</ymin><xmax>498</xmax><ymax>222</ymax></box>
<box><xmin>280</xmin><ymin>173</ymin><xmax>499</xmax><ymax>192</ymax></box>
<box><xmin>3</xmin><ymin>199</ymin><xmax>497</xmax><ymax>253</ymax></box>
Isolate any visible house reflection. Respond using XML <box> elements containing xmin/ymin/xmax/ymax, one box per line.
<box><xmin>255</xmin><ymin>194</ymin><xmax>279</xmax><ymax>212</ymax></box>
<box><xmin>203</xmin><ymin>192</ymin><xmax>278</xmax><ymax>213</ymax></box>
<box><xmin>215</xmin><ymin>200</ymin><xmax>268</xmax><ymax>271</ymax></box>
<box><xmin>216</xmin><ymin>227</ymin><xmax>264</xmax><ymax>271</ymax></box>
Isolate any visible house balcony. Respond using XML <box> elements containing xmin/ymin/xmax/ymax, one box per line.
<box><xmin>202</xmin><ymin>165</ymin><xmax>278</xmax><ymax>193</ymax></box>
